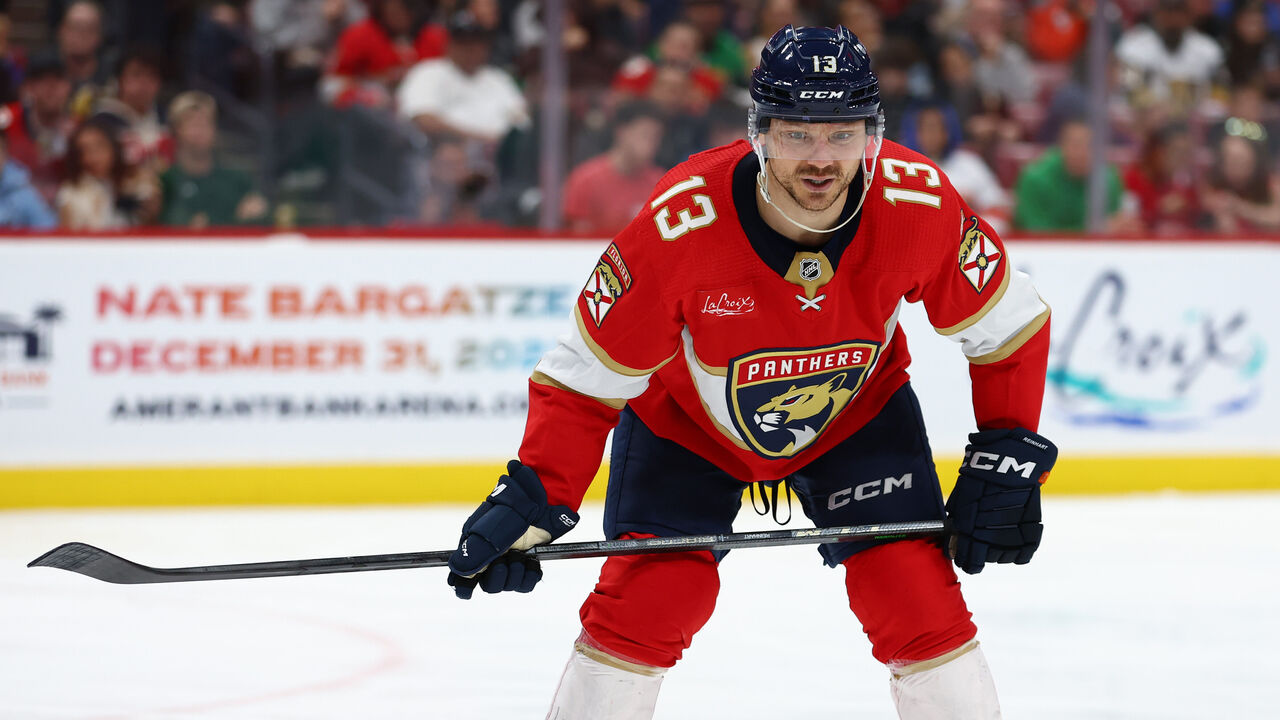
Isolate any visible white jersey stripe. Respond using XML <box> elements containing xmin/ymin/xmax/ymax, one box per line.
<box><xmin>873</xmin><ymin>299</ymin><xmax>903</xmax><ymax>377</ymax></box>
<box><xmin>534</xmin><ymin>322</ymin><xmax>655</xmax><ymax>402</ymax></box>
<box><xmin>945</xmin><ymin>268</ymin><xmax>1048</xmax><ymax>359</ymax></box>
<box><xmin>681</xmin><ymin>327</ymin><xmax>748</xmax><ymax>447</ymax></box>
<box><xmin>969</xmin><ymin>307</ymin><xmax>1050</xmax><ymax>365</ymax></box>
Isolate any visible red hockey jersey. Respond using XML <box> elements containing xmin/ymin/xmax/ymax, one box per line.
<box><xmin>521</xmin><ymin>140</ymin><xmax>1051</xmax><ymax>510</ymax></box>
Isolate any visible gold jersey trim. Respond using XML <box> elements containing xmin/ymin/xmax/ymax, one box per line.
<box><xmin>574</xmin><ymin>642</ymin><xmax>666</xmax><ymax>676</ymax></box>
<box><xmin>967</xmin><ymin>305</ymin><xmax>1051</xmax><ymax>365</ymax></box>
<box><xmin>694</xmin><ymin>389</ymin><xmax>753</xmax><ymax>452</ymax></box>
<box><xmin>891</xmin><ymin>640</ymin><xmax>980</xmax><ymax>677</ymax></box>
<box><xmin>933</xmin><ymin>264</ymin><xmax>1011</xmax><ymax>337</ymax></box>
<box><xmin>530</xmin><ymin>371</ymin><xmax>627</xmax><ymax>410</ymax></box>
<box><xmin>680</xmin><ymin>330</ymin><xmax>750</xmax><ymax>450</ymax></box>
<box><xmin>573</xmin><ymin>304</ymin><xmax>678</xmax><ymax>377</ymax></box>
<box><xmin>693</xmin><ymin>351</ymin><xmax>727</xmax><ymax>377</ymax></box>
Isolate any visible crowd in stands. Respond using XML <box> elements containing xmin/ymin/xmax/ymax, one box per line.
<box><xmin>0</xmin><ymin>0</ymin><xmax>1278</xmax><ymax>235</ymax></box>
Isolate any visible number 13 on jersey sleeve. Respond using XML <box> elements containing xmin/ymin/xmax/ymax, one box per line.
<box><xmin>881</xmin><ymin>159</ymin><xmax>942</xmax><ymax>209</ymax></box>
<box><xmin>651</xmin><ymin>176</ymin><xmax>719</xmax><ymax>241</ymax></box>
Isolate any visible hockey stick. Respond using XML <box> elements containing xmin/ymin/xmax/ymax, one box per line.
<box><xmin>28</xmin><ymin>520</ymin><xmax>946</xmax><ymax>585</ymax></box>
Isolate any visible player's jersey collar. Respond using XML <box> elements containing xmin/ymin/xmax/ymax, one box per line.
<box><xmin>730</xmin><ymin>152</ymin><xmax>863</xmax><ymax>280</ymax></box>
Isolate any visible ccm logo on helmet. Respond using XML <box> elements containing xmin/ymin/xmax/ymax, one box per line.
<box><xmin>964</xmin><ymin>451</ymin><xmax>1037</xmax><ymax>478</ymax></box>
<box><xmin>798</xmin><ymin>90</ymin><xmax>845</xmax><ymax>99</ymax></box>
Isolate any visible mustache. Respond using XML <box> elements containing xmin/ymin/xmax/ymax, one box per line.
<box><xmin>792</xmin><ymin>166</ymin><xmax>846</xmax><ymax>178</ymax></box>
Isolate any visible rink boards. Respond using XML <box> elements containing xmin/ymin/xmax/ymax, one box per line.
<box><xmin>1</xmin><ymin>235</ymin><xmax>1276</xmax><ymax>505</ymax></box>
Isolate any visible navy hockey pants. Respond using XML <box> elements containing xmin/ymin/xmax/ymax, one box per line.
<box><xmin>603</xmin><ymin>381</ymin><xmax>948</xmax><ymax>566</ymax></box>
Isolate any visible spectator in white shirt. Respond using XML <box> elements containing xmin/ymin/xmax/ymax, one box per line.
<box><xmin>1115</xmin><ymin>0</ymin><xmax>1226</xmax><ymax>116</ymax></box>
<box><xmin>396</xmin><ymin>10</ymin><xmax>528</xmax><ymax>145</ymax></box>
<box><xmin>966</xmin><ymin>0</ymin><xmax>1036</xmax><ymax>105</ymax></box>
<box><xmin>904</xmin><ymin>103</ymin><xmax>1011</xmax><ymax>233</ymax></box>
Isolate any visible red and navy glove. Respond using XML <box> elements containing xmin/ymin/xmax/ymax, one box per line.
<box><xmin>945</xmin><ymin>428</ymin><xmax>1057</xmax><ymax>575</ymax></box>
<box><xmin>447</xmin><ymin>460</ymin><xmax>579</xmax><ymax>599</ymax></box>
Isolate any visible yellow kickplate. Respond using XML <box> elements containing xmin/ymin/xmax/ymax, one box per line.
<box><xmin>0</xmin><ymin>456</ymin><xmax>1276</xmax><ymax>508</ymax></box>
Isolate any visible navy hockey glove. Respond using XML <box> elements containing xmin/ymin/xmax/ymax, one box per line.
<box><xmin>447</xmin><ymin>460</ymin><xmax>579</xmax><ymax>599</ymax></box>
<box><xmin>945</xmin><ymin>428</ymin><xmax>1057</xmax><ymax>575</ymax></box>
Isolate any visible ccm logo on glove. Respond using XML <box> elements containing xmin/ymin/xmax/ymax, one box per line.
<box><xmin>962</xmin><ymin>451</ymin><xmax>1038</xmax><ymax>478</ymax></box>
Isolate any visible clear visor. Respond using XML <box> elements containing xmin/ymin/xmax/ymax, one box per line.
<box><xmin>749</xmin><ymin>113</ymin><xmax>883</xmax><ymax>163</ymax></box>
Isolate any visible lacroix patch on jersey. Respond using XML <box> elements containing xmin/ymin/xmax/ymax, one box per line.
<box><xmin>582</xmin><ymin>243</ymin><xmax>632</xmax><ymax>327</ymax></box>
<box><xmin>958</xmin><ymin>216</ymin><xmax>1002</xmax><ymax>293</ymax></box>
<box><xmin>727</xmin><ymin>341</ymin><xmax>879</xmax><ymax>458</ymax></box>
<box><xmin>698</xmin><ymin>287</ymin><xmax>755</xmax><ymax>316</ymax></box>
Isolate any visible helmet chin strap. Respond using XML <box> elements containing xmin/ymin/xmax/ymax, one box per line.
<box><xmin>754</xmin><ymin>149</ymin><xmax>874</xmax><ymax>236</ymax></box>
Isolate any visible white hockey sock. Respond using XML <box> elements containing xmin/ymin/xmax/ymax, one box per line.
<box><xmin>546</xmin><ymin>631</ymin><xmax>666</xmax><ymax>720</ymax></box>
<box><xmin>889</xmin><ymin>640</ymin><xmax>1002</xmax><ymax>720</ymax></box>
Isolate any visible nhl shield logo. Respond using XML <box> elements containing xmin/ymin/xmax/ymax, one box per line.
<box><xmin>958</xmin><ymin>216</ymin><xmax>1002</xmax><ymax>293</ymax></box>
<box><xmin>727</xmin><ymin>341</ymin><xmax>879</xmax><ymax>458</ymax></box>
<box><xmin>799</xmin><ymin>257</ymin><xmax>823</xmax><ymax>282</ymax></box>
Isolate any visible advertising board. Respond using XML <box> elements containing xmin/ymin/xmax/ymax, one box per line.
<box><xmin>2</xmin><ymin>237</ymin><xmax>1275</xmax><ymax>504</ymax></box>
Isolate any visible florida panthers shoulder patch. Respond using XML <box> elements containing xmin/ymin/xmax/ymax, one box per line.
<box><xmin>582</xmin><ymin>242</ymin><xmax>633</xmax><ymax>327</ymax></box>
<box><xmin>958</xmin><ymin>216</ymin><xmax>1002</xmax><ymax>294</ymax></box>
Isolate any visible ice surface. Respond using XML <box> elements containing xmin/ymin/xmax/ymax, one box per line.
<box><xmin>3</xmin><ymin>493</ymin><xmax>1278</xmax><ymax>719</ymax></box>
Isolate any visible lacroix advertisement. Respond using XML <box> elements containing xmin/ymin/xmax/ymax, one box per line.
<box><xmin>897</xmin><ymin>242</ymin><xmax>1279</xmax><ymax>456</ymax></box>
<box><xmin>1</xmin><ymin>237</ymin><xmax>1276</xmax><ymax>502</ymax></box>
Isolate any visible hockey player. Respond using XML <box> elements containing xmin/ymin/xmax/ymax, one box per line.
<box><xmin>446</xmin><ymin>25</ymin><xmax>1057</xmax><ymax>720</ymax></box>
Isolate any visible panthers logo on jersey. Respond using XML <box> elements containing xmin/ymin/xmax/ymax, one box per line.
<box><xmin>727</xmin><ymin>341</ymin><xmax>879</xmax><ymax>458</ymax></box>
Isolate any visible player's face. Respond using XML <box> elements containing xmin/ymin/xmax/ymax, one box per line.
<box><xmin>763</xmin><ymin>119</ymin><xmax>866</xmax><ymax>212</ymax></box>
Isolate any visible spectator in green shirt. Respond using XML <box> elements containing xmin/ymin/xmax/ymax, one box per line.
<box><xmin>683</xmin><ymin>0</ymin><xmax>747</xmax><ymax>85</ymax></box>
<box><xmin>160</xmin><ymin>91</ymin><xmax>268</xmax><ymax>228</ymax></box>
<box><xmin>1013</xmin><ymin>119</ymin><xmax>1132</xmax><ymax>232</ymax></box>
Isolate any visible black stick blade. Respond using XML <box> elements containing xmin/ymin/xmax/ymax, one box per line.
<box><xmin>28</xmin><ymin>542</ymin><xmax>454</xmax><ymax>584</ymax></box>
<box><xmin>28</xmin><ymin>543</ymin><xmax>163</xmax><ymax>584</ymax></box>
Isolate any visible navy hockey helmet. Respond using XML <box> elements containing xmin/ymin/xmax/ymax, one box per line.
<box><xmin>749</xmin><ymin>24</ymin><xmax>881</xmax><ymax>126</ymax></box>
<box><xmin>748</xmin><ymin>25</ymin><xmax>884</xmax><ymax>163</ymax></box>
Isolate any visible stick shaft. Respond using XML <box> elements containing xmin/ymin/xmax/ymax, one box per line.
<box><xmin>28</xmin><ymin>520</ymin><xmax>946</xmax><ymax>584</ymax></box>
